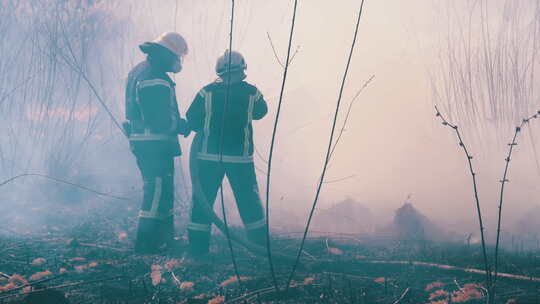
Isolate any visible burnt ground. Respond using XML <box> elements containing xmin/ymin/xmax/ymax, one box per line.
<box><xmin>0</xmin><ymin>201</ymin><xmax>539</xmax><ymax>304</ymax></box>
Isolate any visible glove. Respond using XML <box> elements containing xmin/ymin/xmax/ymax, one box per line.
<box><xmin>177</xmin><ymin>118</ymin><xmax>191</xmax><ymax>137</ymax></box>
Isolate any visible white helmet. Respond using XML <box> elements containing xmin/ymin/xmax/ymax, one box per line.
<box><xmin>153</xmin><ymin>32</ymin><xmax>188</xmax><ymax>58</ymax></box>
<box><xmin>215</xmin><ymin>50</ymin><xmax>247</xmax><ymax>76</ymax></box>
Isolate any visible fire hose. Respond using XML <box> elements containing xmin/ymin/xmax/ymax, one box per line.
<box><xmin>188</xmin><ymin>132</ymin><xmax>294</xmax><ymax>262</ymax></box>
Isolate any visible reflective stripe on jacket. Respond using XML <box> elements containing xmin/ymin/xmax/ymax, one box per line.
<box><xmin>186</xmin><ymin>80</ymin><xmax>267</xmax><ymax>162</ymax></box>
<box><xmin>125</xmin><ymin>61</ymin><xmax>182</xmax><ymax>156</ymax></box>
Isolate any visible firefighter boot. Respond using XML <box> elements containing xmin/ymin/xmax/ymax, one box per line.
<box><xmin>134</xmin><ymin>216</ymin><xmax>174</xmax><ymax>254</ymax></box>
<box><xmin>161</xmin><ymin>215</ymin><xmax>175</xmax><ymax>249</ymax></box>
<box><xmin>134</xmin><ymin>218</ymin><xmax>161</xmax><ymax>254</ymax></box>
<box><xmin>187</xmin><ymin>223</ymin><xmax>211</xmax><ymax>257</ymax></box>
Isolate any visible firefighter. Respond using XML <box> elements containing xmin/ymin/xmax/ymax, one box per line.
<box><xmin>124</xmin><ymin>32</ymin><xmax>190</xmax><ymax>254</ymax></box>
<box><xmin>186</xmin><ymin>50</ymin><xmax>268</xmax><ymax>255</ymax></box>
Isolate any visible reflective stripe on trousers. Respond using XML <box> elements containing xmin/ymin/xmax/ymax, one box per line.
<box><xmin>138</xmin><ymin>177</ymin><xmax>175</xmax><ymax>220</ymax></box>
<box><xmin>135</xmin><ymin>153</ymin><xmax>175</xmax><ymax>221</ymax></box>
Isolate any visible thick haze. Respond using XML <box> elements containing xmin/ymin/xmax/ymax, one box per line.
<box><xmin>1</xmin><ymin>0</ymin><xmax>539</xmax><ymax>242</ymax></box>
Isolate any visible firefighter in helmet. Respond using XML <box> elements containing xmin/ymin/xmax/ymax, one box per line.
<box><xmin>124</xmin><ymin>32</ymin><xmax>190</xmax><ymax>253</ymax></box>
<box><xmin>186</xmin><ymin>50</ymin><xmax>268</xmax><ymax>255</ymax></box>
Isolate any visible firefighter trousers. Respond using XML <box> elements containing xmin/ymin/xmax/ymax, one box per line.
<box><xmin>188</xmin><ymin>159</ymin><xmax>266</xmax><ymax>254</ymax></box>
<box><xmin>133</xmin><ymin>149</ymin><xmax>175</xmax><ymax>254</ymax></box>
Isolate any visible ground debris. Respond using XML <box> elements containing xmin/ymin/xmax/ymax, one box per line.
<box><xmin>0</xmin><ymin>207</ymin><xmax>538</xmax><ymax>303</ymax></box>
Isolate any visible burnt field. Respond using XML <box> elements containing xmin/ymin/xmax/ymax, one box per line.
<box><xmin>2</xmin><ymin>1</ymin><xmax>540</xmax><ymax>304</ymax></box>
<box><xmin>0</xmin><ymin>202</ymin><xmax>539</xmax><ymax>304</ymax></box>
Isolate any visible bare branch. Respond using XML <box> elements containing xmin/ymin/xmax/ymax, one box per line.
<box><xmin>434</xmin><ymin>105</ymin><xmax>492</xmax><ymax>292</ymax></box>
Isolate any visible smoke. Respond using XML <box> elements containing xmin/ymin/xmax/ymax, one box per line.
<box><xmin>0</xmin><ymin>0</ymin><xmax>539</xmax><ymax>250</ymax></box>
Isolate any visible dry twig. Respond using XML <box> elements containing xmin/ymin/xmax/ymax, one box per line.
<box><xmin>493</xmin><ymin>110</ymin><xmax>540</xmax><ymax>290</ymax></box>
<box><xmin>266</xmin><ymin>31</ymin><xmax>300</xmax><ymax>69</ymax></box>
<box><xmin>434</xmin><ymin>105</ymin><xmax>492</xmax><ymax>292</ymax></box>
<box><xmin>287</xmin><ymin>0</ymin><xmax>367</xmax><ymax>290</ymax></box>
<box><xmin>0</xmin><ymin>173</ymin><xmax>130</xmax><ymax>201</ymax></box>
<box><xmin>264</xmin><ymin>0</ymin><xmax>300</xmax><ymax>292</ymax></box>
<box><xmin>392</xmin><ymin>287</ymin><xmax>410</xmax><ymax>304</ymax></box>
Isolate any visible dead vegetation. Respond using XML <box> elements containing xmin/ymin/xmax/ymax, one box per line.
<box><xmin>1</xmin><ymin>1</ymin><xmax>540</xmax><ymax>303</ymax></box>
<box><xmin>0</xmin><ymin>201</ymin><xmax>539</xmax><ymax>303</ymax></box>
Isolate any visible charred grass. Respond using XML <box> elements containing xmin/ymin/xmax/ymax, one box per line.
<box><xmin>0</xmin><ymin>204</ymin><xmax>539</xmax><ymax>304</ymax></box>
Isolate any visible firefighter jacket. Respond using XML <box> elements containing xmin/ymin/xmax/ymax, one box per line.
<box><xmin>125</xmin><ymin>60</ymin><xmax>187</xmax><ymax>157</ymax></box>
<box><xmin>186</xmin><ymin>79</ymin><xmax>268</xmax><ymax>163</ymax></box>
